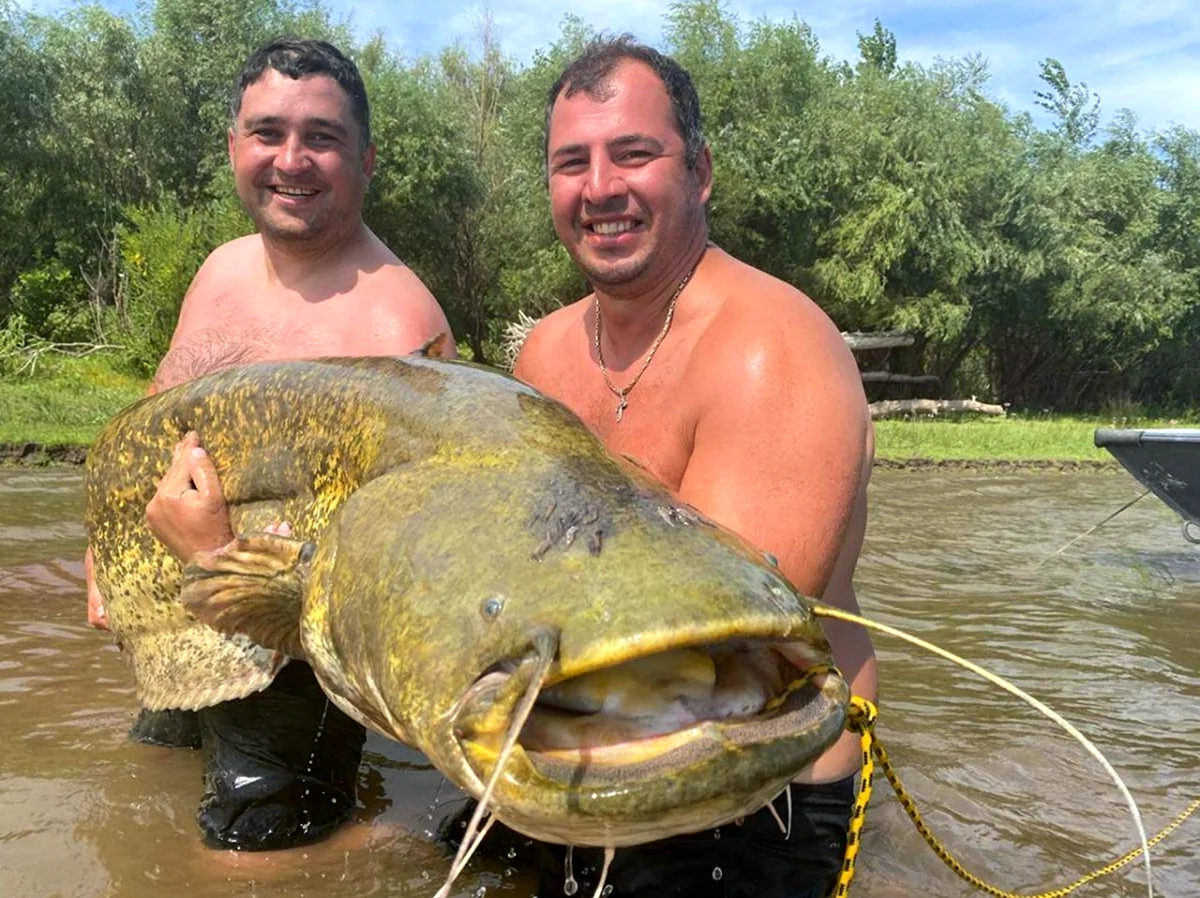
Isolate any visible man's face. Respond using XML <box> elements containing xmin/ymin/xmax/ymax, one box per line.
<box><xmin>546</xmin><ymin>61</ymin><xmax>712</xmax><ymax>291</ymax></box>
<box><xmin>228</xmin><ymin>69</ymin><xmax>374</xmax><ymax>247</ymax></box>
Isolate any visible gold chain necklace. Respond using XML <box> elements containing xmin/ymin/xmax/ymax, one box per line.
<box><xmin>593</xmin><ymin>248</ymin><xmax>706</xmax><ymax>422</ymax></box>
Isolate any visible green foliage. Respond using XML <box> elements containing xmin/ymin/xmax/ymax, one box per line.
<box><xmin>116</xmin><ymin>194</ymin><xmax>250</xmax><ymax>375</ymax></box>
<box><xmin>10</xmin><ymin>260</ymin><xmax>92</xmax><ymax>343</ymax></box>
<box><xmin>1035</xmin><ymin>58</ymin><xmax>1100</xmax><ymax>146</ymax></box>
<box><xmin>1</xmin><ymin>0</ymin><xmax>1197</xmax><ymax>415</ymax></box>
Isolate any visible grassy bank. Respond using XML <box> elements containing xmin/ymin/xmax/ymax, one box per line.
<box><xmin>0</xmin><ymin>354</ymin><xmax>146</xmax><ymax>445</ymax></box>
<box><xmin>872</xmin><ymin>415</ymin><xmax>1185</xmax><ymax>462</ymax></box>
<box><xmin>0</xmin><ymin>355</ymin><xmax>1193</xmax><ymax>460</ymax></box>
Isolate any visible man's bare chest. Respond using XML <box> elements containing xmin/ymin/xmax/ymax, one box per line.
<box><xmin>156</xmin><ymin>307</ymin><xmax>371</xmax><ymax>389</ymax></box>
<box><xmin>563</xmin><ymin>383</ymin><xmax>695</xmax><ymax>492</ymax></box>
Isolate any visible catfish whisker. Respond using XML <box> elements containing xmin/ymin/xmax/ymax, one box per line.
<box><xmin>434</xmin><ymin>631</ymin><xmax>558</xmax><ymax>898</ymax></box>
<box><xmin>591</xmin><ymin>846</ymin><xmax>616</xmax><ymax>898</ymax></box>
<box><xmin>765</xmin><ymin>790</ymin><xmax>788</xmax><ymax>836</ymax></box>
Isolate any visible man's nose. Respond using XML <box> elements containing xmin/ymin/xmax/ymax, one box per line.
<box><xmin>275</xmin><ymin>133</ymin><xmax>312</xmax><ymax>172</ymax></box>
<box><xmin>582</xmin><ymin>157</ymin><xmax>626</xmax><ymax>206</ymax></box>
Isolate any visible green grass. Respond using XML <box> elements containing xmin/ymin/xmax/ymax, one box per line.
<box><xmin>2</xmin><ymin>355</ymin><xmax>1196</xmax><ymax>461</ymax></box>
<box><xmin>874</xmin><ymin>412</ymin><xmax>1196</xmax><ymax>461</ymax></box>
<box><xmin>0</xmin><ymin>354</ymin><xmax>147</xmax><ymax>444</ymax></box>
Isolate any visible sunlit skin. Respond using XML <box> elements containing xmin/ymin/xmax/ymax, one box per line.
<box><xmin>229</xmin><ymin>68</ymin><xmax>374</xmax><ymax>255</ymax></box>
<box><xmin>85</xmin><ymin>69</ymin><xmax>452</xmax><ymax>629</ymax></box>
<box><xmin>546</xmin><ymin>65</ymin><xmax>711</xmax><ymax>301</ymax></box>
<box><xmin>519</xmin><ymin>60</ymin><xmax>878</xmax><ymax>785</ymax></box>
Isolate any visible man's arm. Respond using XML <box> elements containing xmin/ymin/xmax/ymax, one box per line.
<box><xmin>367</xmin><ymin>263</ymin><xmax>458</xmax><ymax>358</ymax></box>
<box><xmin>675</xmin><ymin>309</ymin><xmax>877</xmax><ymax>778</ymax></box>
<box><xmin>676</xmin><ymin>320</ymin><xmax>868</xmax><ymax>599</ymax></box>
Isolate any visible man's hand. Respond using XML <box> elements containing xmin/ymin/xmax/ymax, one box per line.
<box><xmin>145</xmin><ymin>431</ymin><xmax>235</xmax><ymax>563</ymax></box>
<box><xmin>85</xmin><ymin>546</ymin><xmax>108</xmax><ymax>629</ymax></box>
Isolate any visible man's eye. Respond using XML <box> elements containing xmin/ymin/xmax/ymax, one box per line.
<box><xmin>619</xmin><ymin>149</ymin><xmax>653</xmax><ymax>163</ymax></box>
<box><xmin>253</xmin><ymin>129</ymin><xmax>282</xmax><ymax>141</ymax></box>
<box><xmin>309</xmin><ymin>132</ymin><xmax>337</xmax><ymax>145</ymax></box>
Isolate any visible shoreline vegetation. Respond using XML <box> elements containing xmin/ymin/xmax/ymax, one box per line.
<box><xmin>1</xmin><ymin>355</ymin><xmax>1190</xmax><ymax>469</ymax></box>
<box><xmin>3</xmin><ymin>1</ymin><xmax>1199</xmax><ymax>421</ymax></box>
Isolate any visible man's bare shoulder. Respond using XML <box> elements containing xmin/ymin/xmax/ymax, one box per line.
<box><xmin>513</xmin><ymin>298</ymin><xmax>591</xmax><ymax>379</ymax></box>
<box><xmin>701</xmin><ymin>256</ymin><xmax>856</xmax><ymax>385</ymax></box>
<box><xmin>182</xmin><ymin>234</ymin><xmax>265</xmax><ymax>309</ymax></box>
<box><xmin>196</xmin><ymin>234</ymin><xmax>263</xmax><ymax>280</ymax></box>
<box><xmin>356</xmin><ymin>256</ymin><xmax>454</xmax><ymax>355</ymax></box>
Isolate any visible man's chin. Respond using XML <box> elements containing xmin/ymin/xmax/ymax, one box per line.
<box><xmin>575</xmin><ymin>254</ymin><xmax>650</xmax><ymax>291</ymax></box>
<box><xmin>253</xmin><ymin>215</ymin><xmax>330</xmax><ymax>246</ymax></box>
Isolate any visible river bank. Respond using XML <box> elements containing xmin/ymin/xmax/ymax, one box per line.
<box><xmin>1</xmin><ymin>354</ymin><xmax>1188</xmax><ymax>468</ymax></box>
<box><xmin>0</xmin><ymin>440</ymin><xmax>1121</xmax><ymax>471</ymax></box>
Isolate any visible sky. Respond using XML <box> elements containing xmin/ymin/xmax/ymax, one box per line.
<box><xmin>16</xmin><ymin>0</ymin><xmax>1200</xmax><ymax>134</ymax></box>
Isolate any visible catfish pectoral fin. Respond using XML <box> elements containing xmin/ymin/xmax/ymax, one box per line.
<box><xmin>181</xmin><ymin>534</ymin><xmax>313</xmax><ymax>660</ymax></box>
<box><xmin>415</xmin><ymin>331</ymin><xmax>452</xmax><ymax>358</ymax></box>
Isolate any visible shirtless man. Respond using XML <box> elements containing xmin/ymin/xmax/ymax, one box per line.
<box><xmin>512</xmin><ymin>38</ymin><xmax>877</xmax><ymax>897</ymax></box>
<box><xmin>84</xmin><ymin>38</ymin><xmax>452</xmax><ymax>851</ymax></box>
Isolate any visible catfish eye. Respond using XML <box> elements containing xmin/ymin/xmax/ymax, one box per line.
<box><xmin>481</xmin><ymin>596</ymin><xmax>505</xmax><ymax>619</ymax></box>
<box><xmin>299</xmin><ymin>542</ymin><xmax>317</xmax><ymax>563</ymax></box>
<box><xmin>764</xmin><ymin>552</ymin><xmax>779</xmax><ymax>568</ymax></box>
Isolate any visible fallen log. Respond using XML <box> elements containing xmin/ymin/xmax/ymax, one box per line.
<box><xmin>860</xmin><ymin>372</ymin><xmax>940</xmax><ymax>385</ymax></box>
<box><xmin>842</xmin><ymin>332</ymin><xmax>915</xmax><ymax>351</ymax></box>
<box><xmin>869</xmin><ymin>398</ymin><xmax>1005</xmax><ymax>419</ymax></box>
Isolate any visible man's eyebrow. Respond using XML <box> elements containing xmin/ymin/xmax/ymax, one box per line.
<box><xmin>306</xmin><ymin>117</ymin><xmax>350</xmax><ymax>136</ymax></box>
<box><xmin>550</xmin><ymin>142</ymin><xmax>587</xmax><ymax>160</ymax></box>
<box><xmin>609</xmin><ymin>133</ymin><xmax>664</xmax><ymax>151</ymax></box>
<box><xmin>550</xmin><ymin>134</ymin><xmax>665</xmax><ymax>159</ymax></box>
<box><xmin>241</xmin><ymin>115</ymin><xmax>349</xmax><ymax>136</ymax></box>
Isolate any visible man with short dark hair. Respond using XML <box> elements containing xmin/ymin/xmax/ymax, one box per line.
<box><xmin>85</xmin><ymin>37</ymin><xmax>453</xmax><ymax>852</ymax></box>
<box><xmin>514</xmin><ymin>36</ymin><xmax>877</xmax><ymax>897</ymax></box>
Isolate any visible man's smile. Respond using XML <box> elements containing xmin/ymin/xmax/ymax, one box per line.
<box><xmin>269</xmin><ymin>185</ymin><xmax>320</xmax><ymax>198</ymax></box>
<box><xmin>591</xmin><ymin>220</ymin><xmax>636</xmax><ymax>236</ymax></box>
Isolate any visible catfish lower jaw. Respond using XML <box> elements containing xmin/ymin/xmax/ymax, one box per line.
<box><xmin>452</xmin><ymin>642</ymin><xmax>850</xmax><ymax>846</ymax></box>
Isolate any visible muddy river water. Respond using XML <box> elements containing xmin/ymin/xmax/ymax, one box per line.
<box><xmin>0</xmin><ymin>467</ymin><xmax>1196</xmax><ymax>897</ymax></box>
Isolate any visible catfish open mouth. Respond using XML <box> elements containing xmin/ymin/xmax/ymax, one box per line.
<box><xmin>453</xmin><ymin>638</ymin><xmax>847</xmax><ymax>786</ymax></box>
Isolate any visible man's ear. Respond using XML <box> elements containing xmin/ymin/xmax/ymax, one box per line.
<box><xmin>228</xmin><ymin>128</ymin><xmax>236</xmax><ymax>167</ymax></box>
<box><xmin>363</xmin><ymin>142</ymin><xmax>377</xmax><ymax>181</ymax></box>
<box><xmin>695</xmin><ymin>143</ymin><xmax>713</xmax><ymax>205</ymax></box>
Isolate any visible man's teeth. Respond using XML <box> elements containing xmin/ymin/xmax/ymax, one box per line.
<box><xmin>274</xmin><ymin>186</ymin><xmax>318</xmax><ymax>197</ymax></box>
<box><xmin>592</xmin><ymin>221</ymin><xmax>633</xmax><ymax>236</ymax></box>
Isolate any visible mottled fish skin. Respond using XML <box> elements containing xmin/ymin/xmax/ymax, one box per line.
<box><xmin>85</xmin><ymin>357</ymin><xmax>454</xmax><ymax>708</ymax></box>
<box><xmin>85</xmin><ymin>355</ymin><xmax>849</xmax><ymax>846</ymax></box>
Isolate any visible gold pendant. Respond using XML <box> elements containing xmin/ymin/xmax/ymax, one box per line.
<box><xmin>615</xmin><ymin>396</ymin><xmax>628</xmax><ymax>422</ymax></box>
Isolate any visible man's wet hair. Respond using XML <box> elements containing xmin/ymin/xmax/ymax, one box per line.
<box><xmin>545</xmin><ymin>35</ymin><xmax>705</xmax><ymax>171</ymax></box>
<box><xmin>231</xmin><ymin>38</ymin><xmax>371</xmax><ymax>149</ymax></box>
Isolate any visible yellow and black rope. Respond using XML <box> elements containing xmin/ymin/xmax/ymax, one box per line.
<box><xmin>829</xmin><ymin>695</ymin><xmax>1197</xmax><ymax>898</ymax></box>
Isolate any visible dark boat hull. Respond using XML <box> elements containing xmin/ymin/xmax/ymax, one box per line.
<box><xmin>1094</xmin><ymin>428</ymin><xmax>1200</xmax><ymax>526</ymax></box>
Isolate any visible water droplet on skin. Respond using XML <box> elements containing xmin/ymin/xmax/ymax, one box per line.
<box><xmin>713</xmin><ymin>828</ymin><xmax>721</xmax><ymax>839</ymax></box>
<box><xmin>507</xmin><ymin>847</ymin><xmax>517</xmax><ymax>859</ymax></box>
<box><xmin>602</xmin><ymin>887</ymin><xmax>614</xmax><ymax>896</ymax></box>
<box><xmin>712</xmin><ymin>867</ymin><xmax>723</xmax><ymax>881</ymax></box>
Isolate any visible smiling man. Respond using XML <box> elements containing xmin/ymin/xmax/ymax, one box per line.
<box><xmin>84</xmin><ymin>38</ymin><xmax>452</xmax><ymax>852</ymax></box>
<box><xmin>149</xmin><ymin>39</ymin><xmax>450</xmax><ymax>392</ymax></box>
<box><xmin>514</xmin><ymin>37</ymin><xmax>878</xmax><ymax>897</ymax></box>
